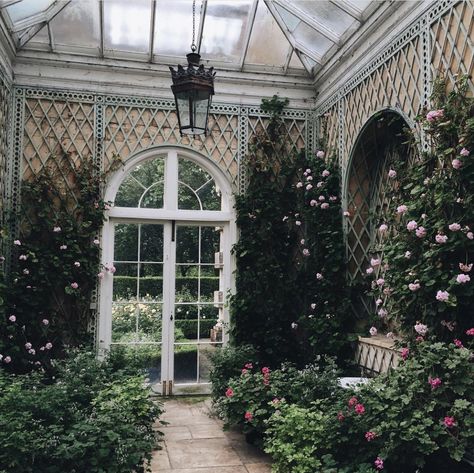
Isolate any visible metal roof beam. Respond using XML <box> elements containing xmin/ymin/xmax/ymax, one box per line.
<box><xmin>0</xmin><ymin>0</ymin><xmax>22</xmax><ymax>8</ymax></box>
<box><xmin>263</xmin><ymin>0</ymin><xmax>320</xmax><ymax>76</ymax></box>
<box><xmin>273</xmin><ymin>0</ymin><xmax>341</xmax><ymax>44</ymax></box>
<box><xmin>329</xmin><ymin>0</ymin><xmax>363</xmax><ymax>21</ymax></box>
<box><xmin>17</xmin><ymin>22</ymin><xmax>46</xmax><ymax>48</ymax></box>
<box><xmin>11</xmin><ymin>0</ymin><xmax>70</xmax><ymax>33</ymax></box>
<box><xmin>99</xmin><ymin>0</ymin><xmax>104</xmax><ymax>58</ymax></box>
<box><xmin>283</xmin><ymin>44</ymin><xmax>293</xmax><ymax>74</ymax></box>
<box><xmin>148</xmin><ymin>0</ymin><xmax>156</xmax><ymax>62</ymax></box>
<box><xmin>196</xmin><ymin>0</ymin><xmax>207</xmax><ymax>54</ymax></box>
<box><xmin>239</xmin><ymin>0</ymin><xmax>259</xmax><ymax>71</ymax></box>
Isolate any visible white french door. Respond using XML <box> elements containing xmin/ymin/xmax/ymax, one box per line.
<box><xmin>105</xmin><ymin>219</ymin><xmax>228</xmax><ymax>395</ymax></box>
<box><xmin>98</xmin><ymin>147</ymin><xmax>234</xmax><ymax>396</ymax></box>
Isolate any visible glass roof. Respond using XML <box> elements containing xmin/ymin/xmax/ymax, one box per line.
<box><xmin>0</xmin><ymin>0</ymin><xmax>379</xmax><ymax>77</ymax></box>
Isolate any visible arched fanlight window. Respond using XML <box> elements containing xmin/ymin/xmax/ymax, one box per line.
<box><xmin>114</xmin><ymin>154</ymin><xmax>222</xmax><ymax>211</ymax></box>
<box><xmin>345</xmin><ymin>111</ymin><xmax>414</xmax><ymax>319</ymax></box>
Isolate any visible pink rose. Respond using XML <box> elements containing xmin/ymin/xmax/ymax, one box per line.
<box><xmin>401</xmin><ymin>347</ymin><xmax>409</xmax><ymax>360</ymax></box>
<box><xmin>376</xmin><ymin>278</ymin><xmax>385</xmax><ymax>287</ymax></box>
<box><xmin>369</xmin><ymin>326</ymin><xmax>377</xmax><ymax>336</ymax></box>
<box><xmin>318</xmin><ymin>195</ymin><xmax>325</xmax><ymax>201</ymax></box>
<box><xmin>370</xmin><ymin>258</ymin><xmax>381</xmax><ymax>267</ymax></box>
<box><xmin>296</xmin><ymin>182</ymin><xmax>303</xmax><ymax>188</ymax></box>
<box><xmin>93</xmin><ymin>239</ymin><xmax>100</xmax><ymax>245</ymax></box>
<box><xmin>59</xmin><ymin>245</ymin><xmax>67</xmax><ymax>250</ymax></box>
<box><xmin>13</xmin><ymin>240</ymin><xmax>21</xmax><ymax>246</ymax></box>
<box><xmin>460</xmin><ymin>148</ymin><xmax>469</xmax><ymax>156</ymax></box>
<box><xmin>8</xmin><ymin>315</ymin><xmax>16</xmax><ymax>322</ymax></box>
<box><xmin>414</xmin><ymin>323</ymin><xmax>428</xmax><ymax>335</ymax></box>
<box><xmin>306</xmin><ymin>184</ymin><xmax>313</xmax><ymax>191</ymax></box>
<box><xmin>45</xmin><ymin>342</ymin><xmax>53</xmax><ymax>350</ymax></box>
<box><xmin>409</xmin><ymin>282</ymin><xmax>420</xmax><ymax>291</ymax></box>
<box><xmin>355</xmin><ymin>403</ymin><xmax>365</xmax><ymax>415</ymax></box>
<box><xmin>70</xmin><ymin>282</ymin><xmax>79</xmax><ymax>289</ymax></box>
<box><xmin>397</xmin><ymin>205</ymin><xmax>408</xmax><ymax>214</ymax></box>
<box><xmin>53</xmin><ymin>226</ymin><xmax>61</xmax><ymax>232</ymax></box>
<box><xmin>365</xmin><ymin>431</ymin><xmax>377</xmax><ymax>441</ymax></box>
<box><xmin>444</xmin><ymin>416</ymin><xmax>456</xmax><ymax>428</ymax></box>
<box><xmin>456</xmin><ymin>274</ymin><xmax>470</xmax><ymax>284</ymax></box>
<box><xmin>244</xmin><ymin>411</ymin><xmax>253</xmax><ymax>422</ymax></box>
<box><xmin>4</xmin><ymin>356</ymin><xmax>11</xmax><ymax>363</ymax></box>
<box><xmin>316</xmin><ymin>150</ymin><xmax>325</xmax><ymax>158</ymax></box>
<box><xmin>310</xmin><ymin>199</ymin><xmax>317</xmax><ymax>206</ymax></box>
<box><xmin>74</xmin><ymin>261</ymin><xmax>81</xmax><ymax>267</ymax></box>
<box><xmin>321</xmin><ymin>203</ymin><xmax>329</xmax><ymax>209</ymax></box>
<box><xmin>379</xmin><ymin>224</ymin><xmax>388</xmax><ymax>233</ymax></box>
<box><xmin>454</xmin><ymin>339</ymin><xmax>463</xmax><ymax>348</ymax></box>
<box><xmin>337</xmin><ymin>411</ymin><xmax>345</xmax><ymax>421</ymax></box>
<box><xmin>407</xmin><ymin>220</ymin><xmax>417</xmax><ymax>231</ymax></box>
<box><xmin>436</xmin><ymin>290</ymin><xmax>449</xmax><ymax>302</ymax></box>
<box><xmin>426</xmin><ymin>109</ymin><xmax>444</xmax><ymax>122</ymax></box>
<box><xmin>42</xmin><ymin>319</ymin><xmax>49</xmax><ymax>325</ymax></box>
<box><xmin>343</xmin><ymin>211</ymin><xmax>351</xmax><ymax>217</ymax></box>
<box><xmin>302</xmin><ymin>248</ymin><xmax>310</xmax><ymax>256</ymax></box>
<box><xmin>348</xmin><ymin>396</ymin><xmax>358</xmax><ymax>407</ymax></box>
<box><xmin>374</xmin><ymin>457</ymin><xmax>384</xmax><ymax>470</ymax></box>
<box><xmin>225</xmin><ymin>387</ymin><xmax>234</xmax><ymax>397</ymax></box>
<box><xmin>452</xmin><ymin>159</ymin><xmax>462</xmax><ymax>169</ymax></box>
<box><xmin>467</xmin><ymin>232</ymin><xmax>474</xmax><ymax>240</ymax></box>
<box><xmin>459</xmin><ymin>263</ymin><xmax>473</xmax><ymax>273</ymax></box>
<box><xmin>97</xmin><ymin>272</ymin><xmax>105</xmax><ymax>279</ymax></box>
<box><xmin>378</xmin><ymin>308</ymin><xmax>387</xmax><ymax>318</ymax></box>
<box><xmin>366</xmin><ymin>267</ymin><xmax>374</xmax><ymax>275</ymax></box>
<box><xmin>322</xmin><ymin>170</ymin><xmax>330</xmax><ymax>177</ymax></box>
<box><xmin>25</xmin><ymin>342</ymin><xmax>32</xmax><ymax>350</ymax></box>
<box><xmin>435</xmin><ymin>234</ymin><xmax>448</xmax><ymax>244</ymax></box>
<box><xmin>466</xmin><ymin>328</ymin><xmax>474</xmax><ymax>336</ymax></box>
<box><xmin>316</xmin><ymin>273</ymin><xmax>323</xmax><ymax>280</ymax></box>
<box><xmin>388</xmin><ymin>169</ymin><xmax>397</xmax><ymax>178</ymax></box>
<box><xmin>448</xmin><ymin>223</ymin><xmax>461</xmax><ymax>231</ymax></box>
<box><xmin>428</xmin><ymin>376</ymin><xmax>442</xmax><ymax>389</ymax></box>
<box><xmin>415</xmin><ymin>226</ymin><xmax>426</xmax><ymax>238</ymax></box>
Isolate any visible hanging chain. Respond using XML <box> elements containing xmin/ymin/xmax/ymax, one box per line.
<box><xmin>191</xmin><ymin>0</ymin><xmax>197</xmax><ymax>52</ymax></box>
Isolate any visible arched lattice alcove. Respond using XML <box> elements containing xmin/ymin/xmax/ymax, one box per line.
<box><xmin>345</xmin><ymin>110</ymin><xmax>414</xmax><ymax>319</ymax></box>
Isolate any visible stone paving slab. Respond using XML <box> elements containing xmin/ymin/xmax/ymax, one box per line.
<box><xmin>150</xmin><ymin>398</ymin><xmax>271</xmax><ymax>473</ymax></box>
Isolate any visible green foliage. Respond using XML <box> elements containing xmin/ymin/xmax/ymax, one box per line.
<box><xmin>0</xmin><ymin>152</ymin><xmax>114</xmax><ymax>372</ymax></box>
<box><xmin>265</xmin><ymin>340</ymin><xmax>474</xmax><ymax>472</ymax></box>
<box><xmin>231</xmin><ymin>96</ymin><xmax>351</xmax><ymax>366</ymax></box>
<box><xmin>209</xmin><ymin>344</ymin><xmax>258</xmax><ymax>401</ymax></box>
<box><xmin>0</xmin><ymin>350</ymin><xmax>163</xmax><ymax>473</ymax></box>
<box><xmin>214</xmin><ymin>357</ymin><xmax>341</xmax><ymax>444</ymax></box>
<box><xmin>366</xmin><ymin>76</ymin><xmax>474</xmax><ymax>339</ymax></box>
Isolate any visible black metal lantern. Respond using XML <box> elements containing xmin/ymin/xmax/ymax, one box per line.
<box><xmin>169</xmin><ymin>1</ymin><xmax>215</xmax><ymax>136</ymax></box>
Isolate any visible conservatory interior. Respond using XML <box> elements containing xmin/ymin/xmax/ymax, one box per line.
<box><xmin>0</xmin><ymin>0</ymin><xmax>473</xmax><ymax>472</ymax></box>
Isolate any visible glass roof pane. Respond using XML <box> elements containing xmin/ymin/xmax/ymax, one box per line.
<box><xmin>293</xmin><ymin>22</ymin><xmax>333</xmax><ymax>57</ymax></box>
<box><xmin>29</xmin><ymin>24</ymin><xmax>49</xmax><ymax>44</ymax></box>
<box><xmin>154</xmin><ymin>0</ymin><xmax>203</xmax><ymax>57</ymax></box>
<box><xmin>6</xmin><ymin>0</ymin><xmax>54</xmax><ymax>23</ymax></box>
<box><xmin>104</xmin><ymin>0</ymin><xmax>151</xmax><ymax>53</ymax></box>
<box><xmin>293</xmin><ymin>1</ymin><xmax>354</xmax><ymax>36</ymax></box>
<box><xmin>200</xmin><ymin>0</ymin><xmax>252</xmax><ymax>63</ymax></box>
<box><xmin>245</xmin><ymin>1</ymin><xmax>289</xmax><ymax>67</ymax></box>
<box><xmin>288</xmin><ymin>50</ymin><xmax>304</xmax><ymax>69</ymax></box>
<box><xmin>50</xmin><ymin>0</ymin><xmax>100</xmax><ymax>51</ymax></box>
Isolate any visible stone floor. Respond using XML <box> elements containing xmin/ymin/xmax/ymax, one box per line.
<box><xmin>151</xmin><ymin>398</ymin><xmax>272</xmax><ymax>473</ymax></box>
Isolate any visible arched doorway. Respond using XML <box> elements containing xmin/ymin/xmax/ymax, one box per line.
<box><xmin>98</xmin><ymin>147</ymin><xmax>235</xmax><ymax>395</ymax></box>
<box><xmin>344</xmin><ymin>110</ymin><xmax>414</xmax><ymax>320</ymax></box>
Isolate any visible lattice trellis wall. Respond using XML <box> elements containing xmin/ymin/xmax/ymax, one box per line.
<box><xmin>4</xmin><ymin>87</ymin><xmax>310</xmax><ymax>341</ymax></box>
<box><xmin>314</xmin><ymin>0</ymin><xmax>473</xmax><ymax>308</ymax></box>
<box><xmin>11</xmin><ymin>89</ymin><xmax>310</xmax><ymax>202</ymax></box>
<box><xmin>0</xmin><ymin>68</ymin><xmax>11</xmax><ymax>231</ymax></box>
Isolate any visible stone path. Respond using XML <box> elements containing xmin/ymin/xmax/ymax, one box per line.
<box><xmin>151</xmin><ymin>398</ymin><xmax>272</xmax><ymax>473</ymax></box>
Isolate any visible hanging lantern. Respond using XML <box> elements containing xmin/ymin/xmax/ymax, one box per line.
<box><xmin>169</xmin><ymin>1</ymin><xmax>215</xmax><ymax>136</ymax></box>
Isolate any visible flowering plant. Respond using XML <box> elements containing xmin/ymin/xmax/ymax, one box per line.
<box><xmin>231</xmin><ymin>96</ymin><xmax>351</xmax><ymax>366</ymax></box>
<box><xmin>366</xmin><ymin>76</ymin><xmax>474</xmax><ymax>340</ymax></box>
<box><xmin>0</xmin><ymin>151</ymin><xmax>115</xmax><ymax>372</ymax></box>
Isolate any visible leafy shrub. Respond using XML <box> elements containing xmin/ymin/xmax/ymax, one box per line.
<box><xmin>209</xmin><ymin>344</ymin><xmax>258</xmax><ymax>401</ymax></box>
<box><xmin>0</xmin><ymin>350</ymin><xmax>163</xmax><ymax>473</ymax></box>
<box><xmin>214</xmin><ymin>355</ymin><xmax>341</xmax><ymax>443</ymax></box>
<box><xmin>265</xmin><ymin>339</ymin><xmax>474</xmax><ymax>472</ymax></box>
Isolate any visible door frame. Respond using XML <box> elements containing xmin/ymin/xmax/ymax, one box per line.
<box><xmin>97</xmin><ymin>146</ymin><xmax>236</xmax><ymax>394</ymax></box>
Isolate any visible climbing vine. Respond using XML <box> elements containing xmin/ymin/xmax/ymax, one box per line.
<box><xmin>230</xmin><ymin>96</ymin><xmax>351</xmax><ymax>366</ymax></box>
<box><xmin>0</xmin><ymin>152</ymin><xmax>115</xmax><ymax>373</ymax></box>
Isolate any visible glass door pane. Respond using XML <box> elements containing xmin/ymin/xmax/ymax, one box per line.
<box><xmin>111</xmin><ymin>223</ymin><xmax>165</xmax><ymax>394</ymax></box>
<box><xmin>173</xmin><ymin>224</ymin><xmax>223</xmax><ymax>394</ymax></box>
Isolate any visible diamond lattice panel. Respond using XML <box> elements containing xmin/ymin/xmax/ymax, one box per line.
<box><xmin>0</xmin><ymin>75</ymin><xmax>10</xmax><ymax>221</ymax></box>
<box><xmin>103</xmin><ymin>106</ymin><xmax>239</xmax><ymax>187</ymax></box>
<box><xmin>343</xmin><ymin>37</ymin><xmax>423</xmax><ymax>162</ymax></box>
<box><xmin>430</xmin><ymin>1</ymin><xmax>474</xmax><ymax>95</ymax></box>
<box><xmin>247</xmin><ymin>116</ymin><xmax>306</xmax><ymax>151</ymax></box>
<box><xmin>23</xmin><ymin>98</ymin><xmax>95</xmax><ymax>182</ymax></box>
<box><xmin>319</xmin><ymin>104</ymin><xmax>339</xmax><ymax>156</ymax></box>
